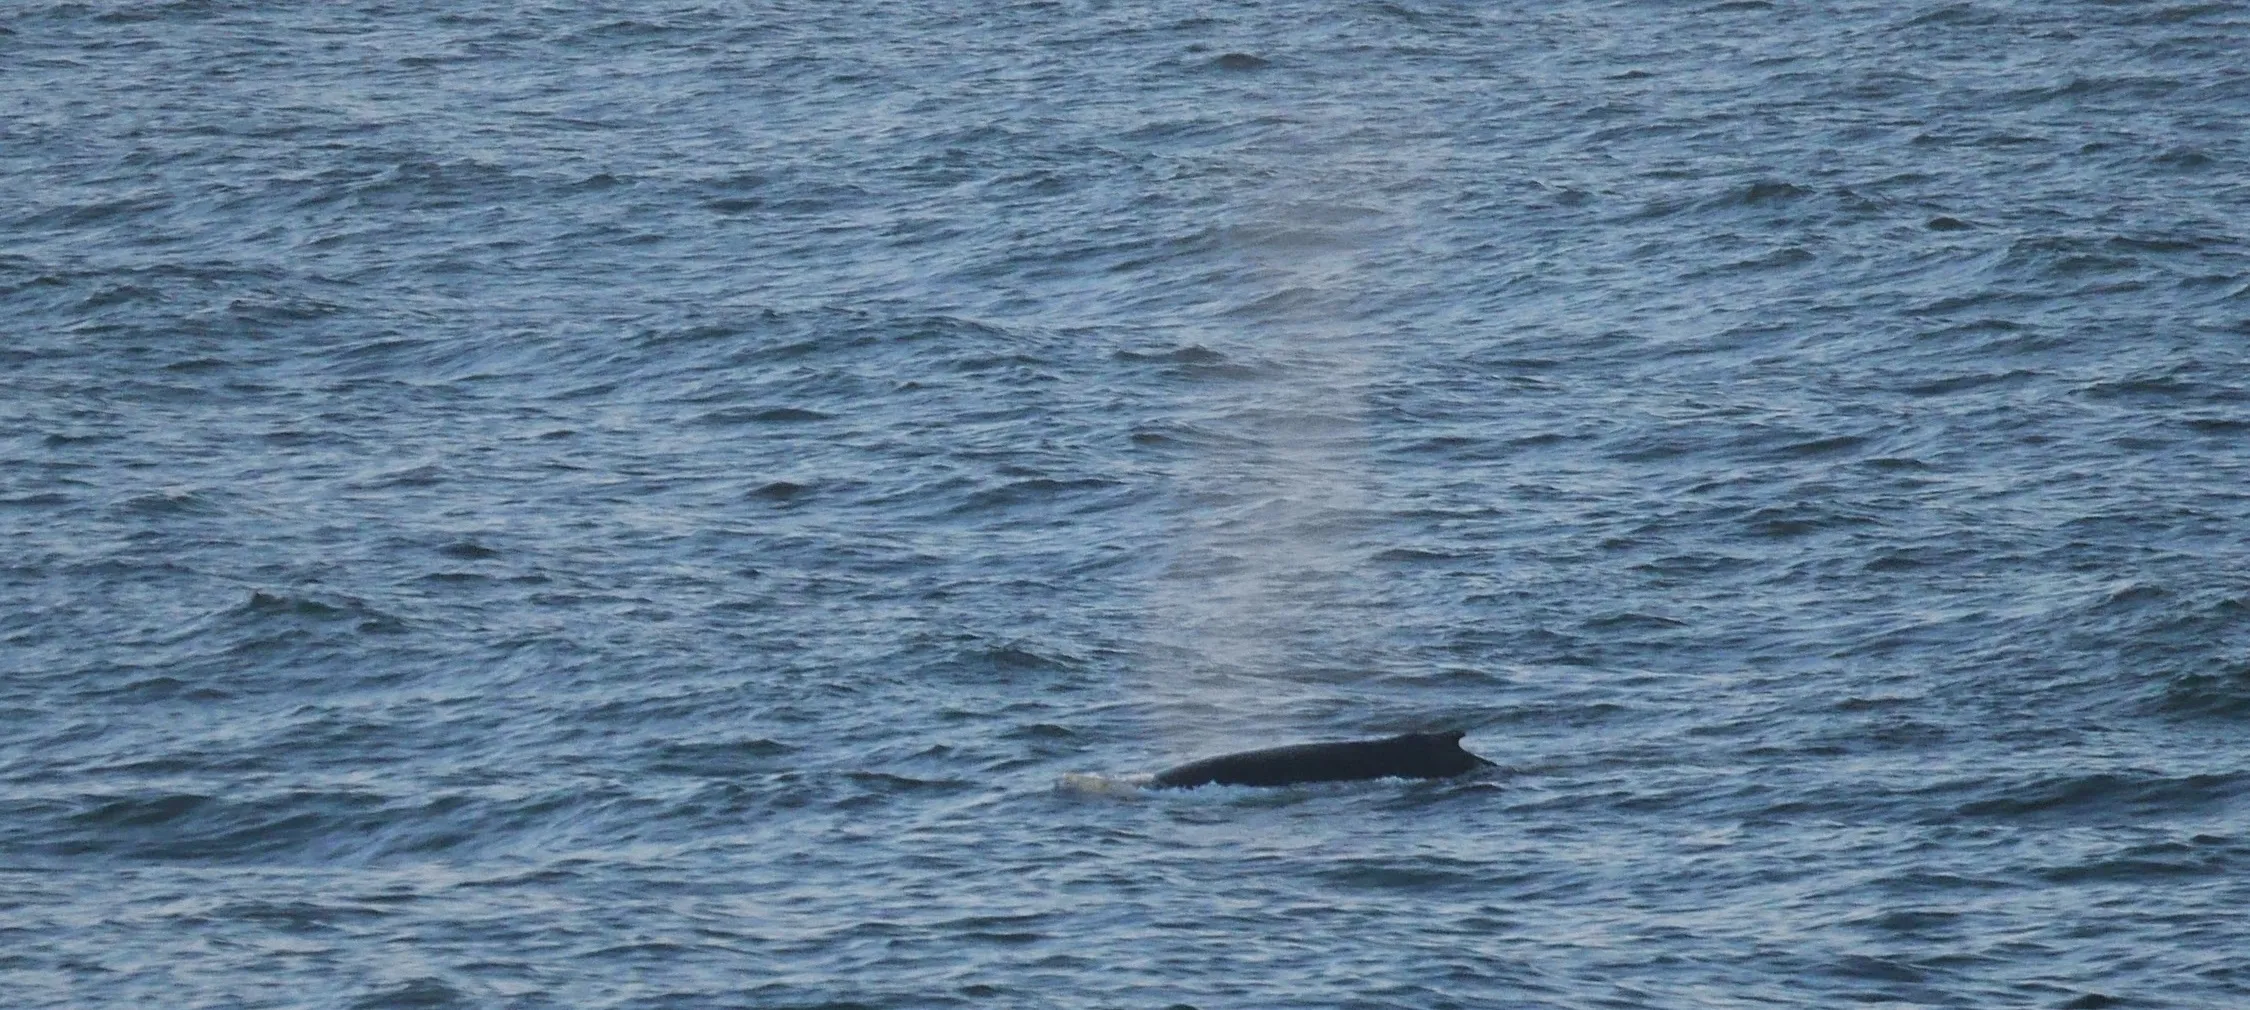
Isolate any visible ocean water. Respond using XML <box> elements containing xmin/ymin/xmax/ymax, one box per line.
<box><xmin>5</xmin><ymin>1</ymin><xmax>2249</xmax><ymax>1007</ymax></box>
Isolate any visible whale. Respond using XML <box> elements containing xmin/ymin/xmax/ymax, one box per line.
<box><xmin>1151</xmin><ymin>730</ymin><xmax>1493</xmax><ymax>789</ymax></box>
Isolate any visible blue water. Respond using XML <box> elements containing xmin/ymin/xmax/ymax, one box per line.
<box><xmin>6</xmin><ymin>2</ymin><xmax>2249</xmax><ymax>1007</ymax></box>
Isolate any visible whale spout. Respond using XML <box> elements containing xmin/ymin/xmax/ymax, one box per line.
<box><xmin>1151</xmin><ymin>730</ymin><xmax>1493</xmax><ymax>789</ymax></box>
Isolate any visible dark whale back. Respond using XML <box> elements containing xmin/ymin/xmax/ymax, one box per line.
<box><xmin>1152</xmin><ymin>730</ymin><xmax>1492</xmax><ymax>789</ymax></box>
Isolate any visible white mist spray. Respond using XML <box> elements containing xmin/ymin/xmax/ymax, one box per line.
<box><xmin>1141</xmin><ymin>94</ymin><xmax>1434</xmax><ymax>758</ymax></box>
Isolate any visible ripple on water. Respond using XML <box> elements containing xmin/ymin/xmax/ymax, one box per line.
<box><xmin>6</xmin><ymin>0</ymin><xmax>2250</xmax><ymax>1007</ymax></box>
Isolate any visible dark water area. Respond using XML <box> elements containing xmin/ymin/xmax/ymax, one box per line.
<box><xmin>6</xmin><ymin>1</ymin><xmax>2250</xmax><ymax>1007</ymax></box>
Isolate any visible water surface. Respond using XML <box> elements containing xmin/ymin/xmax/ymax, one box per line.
<box><xmin>5</xmin><ymin>2</ymin><xmax>2249</xmax><ymax>1007</ymax></box>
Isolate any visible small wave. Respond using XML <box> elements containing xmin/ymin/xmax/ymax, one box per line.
<box><xmin>1220</xmin><ymin>285</ymin><xmax>1332</xmax><ymax>318</ymax></box>
<box><xmin>2151</xmin><ymin>662</ymin><xmax>2250</xmax><ymax>720</ymax></box>
<box><xmin>113</xmin><ymin>488</ymin><xmax>222</xmax><ymax>516</ymax></box>
<box><xmin>1951</xmin><ymin>770</ymin><xmax>2245</xmax><ymax>822</ymax></box>
<box><xmin>348</xmin><ymin>977</ymin><xmax>468</xmax><ymax>1010</ymax></box>
<box><xmin>702</xmin><ymin>195</ymin><xmax>763</xmax><ymax>213</ymax></box>
<box><xmin>231</xmin><ymin>590</ymin><xmax>407</xmax><ymax>635</ymax></box>
<box><xmin>947</xmin><ymin>642</ymin><xmax>1080</xmax><ymax>675</ymax></box>
<box><xmin>2108</xmin><ymin>234</ymin><xmax>2216</xmax><ymax>254</ymax></box>
<box><xmin>697</xmin><ymin>406</ymin><xmax>831</xmax><ymax>424</ymax></box>
<box><xmin>50</xmin><ymin>788</ymin><xmax>409</xmax><ymax>861</ymax></box>
<box><xmin>2153</xmin><ymin>146</ymin><xmax>2215</xmax><ymax>171</ymax></box>
<box><xmin>221</xmin><ymin>291</ymin><xmax>346</xmax><ymax>325</ymax></box>
<box><xmin>749</xmin><ymin>480</ymin><xmax>812</xmax><ymax>501</ymax></box>
<box><xmin>241</xmin><ymin>590</ymin><xmax>365</xmax><ymax>620</ymax></box>
<box><xmin>71</xmin><ymin>792</ymin><xmax>213</xmax><ymax>829</ymax></box>
<box><xmin>1905</xmin><ymin>291</ymin><xmax>2043</xmax><ymax>317</ymax></box>
<box><xmin>2078</xmin><ymin>370</ymin><xmax>2200</xmax><ymax>401</ymax></box>
<box><xmin>1863</xmin><ymin>454</ymin><xmax>1935</xmax><ymax>474</ymax></box>
<box><xmin>92</xmin><ymin>674</ymin><xmax>231</xmax><ymax>702</ymax></box>
<box><xmin>643</xmin><ymin>738</ymin><xmax>795</xmax><ymax>776</ymax></box>
<box><xmin>215</xmin><ymin>897</ymin><xmax>390</xmax><ymax>932</ymax></box>
<box><xmin>89</xmin><ymin>1</ymin><xmax>236</xmax><ymax>25</ymax></box>
<box><xmin>354</xmin><ymin>158</ymin><xmax>527</xmax><ymax>207</ymax></box>
<box><xmin>2049</xmin><ymin>74</ymin><xmax>2191</xmax><ymax>105</ymax></box>
<box><xmin>2124</xmin><ymin>2</ymin><xmax>2235</xmax><ymax>23</ymax></box>
<box><xmin>0</xmin><ymin>491</ymin><xmax>72</xmax><ymax>509</ymax></box>
<box><xmin>49</xmin><ymin>782</ymin><xmax>677</xmax><ymax>864</ymax></box>
<box><xmin>1897</xmin><ymin>3</ymin><xmax>2005</xmax><ymax>28</ymax></box>
<box><xmin>2183</xmin><ymin>416</ymin><xmax>2250</xmax><ymax>434</ymax></box>
<box><xmin>1769</xmin><ymin>434</ymin><xmax>1867</xmax><ymax>459</ymax></box>
<box><xmin>568</xmin><ymin>171</ymin><xmax>629</xmax><ymax>191</ymax></box>
<box><xmin>1113</xmin><ymin>344</ymin><xmax>1226</xmax><ymax>365</ymax></box>
<box><xmin>1126</xmin><ymin>420</ymin><xmax>1255</xmax><ymax>449</ymax></box>
<box><xmin>2091</xmin><ymin>581</ymin><xmax>2169</xmax><ymax>611</ymax></box>
<box><xmin>1582</xmin><ymin>611</ymin><xmax>1688</xmax><ymax>631</ymax></box>
<box><xmin>1720</xmin><ymin>245</ymin><xmax>1815</xmax><ymax>271</ymax></box>
<box><xmin>1741</xmin><ymin>502</ymin><xmax>1876</xmax><ymax>538</ymax></box>
<box><xmin>953</xmin><ymin>477</ymin><xmax>1121</xmax><ymax>513</ymax></box>
<box><xmin>2037</xmin><ymin>846</ymin><xmax>2225</xmax><ymax>884</ymax></box>
<box><xmin>1370</xmin><ymin>547</ymin><xmax>1461</xmax><ymax>564</ymax></box>
<box><xmin>933</xmin><ymin>911</ymin><xmax>1050</xmax><ymax>947</ymax></box>
<box><xmin>43</xmin><ymin>193</ymin><xmax>169</xmax><ymax>231</ymax></box>
<box><xmin>1319</xmin><ymin>856</ymin><xmax>1485</xmax><ymax>891</ymax></box>
<box><xmin>1896</xmin><ymin>369</ymin><xmax>2034</xmax><ymax>396</ymax></box>
<box><xmin>1994</xmin><ymin>234</ymin><xmax>2141</xmax><ymax>279</ymax></box>
<box><xmin>1834</xmin><ymin>695</ymin><xmax>1922</xmax><ymax>712</ymax></box>
<box><xmin>840</xmin><ymin>771</ymin><xmax>972</xmax><ymax>797</ymax></box>
<box><xmin>1725</xmin><ymin>179</ymin><xmax>1814</xmax><ymax>207</ymax></box>
<box><xmin>1844</xmin><ymin>907</ymin><xmax>1961</xmax><ymax>936</ymax></box>
<box><xmin>351</xmin><ymin>464</ymin><xmax>447</xmax><ymax>489</ymax></box>
<box><xmin>934</xmin><ymin>351</ymin><xmax>1053</xmax><ymax>378</ymax></box>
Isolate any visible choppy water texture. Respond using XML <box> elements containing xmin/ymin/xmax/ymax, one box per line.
<box><xmin>6</xmin><ymin>1</ymin><xmax>2250</xmax><ymax>1007</ymax></box>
